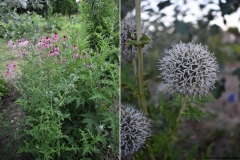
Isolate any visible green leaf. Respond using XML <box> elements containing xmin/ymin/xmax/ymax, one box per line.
<box><xmin>126</xmin><ymin>40</ymin><xmax>139</xmax><ymax>46</ymax></box>
<box><xmin>183</xmin><ymin>105</ymin><xmax>208</xmax><ymax>122</ymax></box>
<box><xmin>200</xmin><ymin>144</ymin><xmax>212</xmax><ymax>160</ymax></box>
<box><xmin>152</xmin><ymin>133</ymin><xmax>171</xmax><ymax>155</ymax></box>
<box><xmin>139</xmin><ymin>33</ymin><xmax>151</xmax><ymax>47</ymax></box>
<box><xmin>185</xmin><ymin>145</ymin><xmax>199</xmax><ymax>160</ymax></box>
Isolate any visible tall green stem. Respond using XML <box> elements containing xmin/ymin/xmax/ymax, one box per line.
<box><xmin>135</xmin><ymin>0</ymin><xmax>147</xmax><ymax>114</ymax></box>
<box><xmin>171</xmin><ymin>94</ymin><xmax>187</xmax><ymax>137</ymax></box>
<box><xmin>164</xmin><ymin>94</ymin><xmax>187</xmax><ymax>160</ymax></box>
<box><xmin>135</xmin><ymin>0</ymin><xmax>154</xmax><ymax>160</ymax></box>
<box><xmin>138</xmin><ymin>47</ymin><xmax>147</xmax><ymax>113</ymax></box>
<box><xmin>132</xmin><ymin>56</ymin><xmax>141</xmax><ymax>107</ymax></box>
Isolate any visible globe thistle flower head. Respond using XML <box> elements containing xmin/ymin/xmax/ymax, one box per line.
<box><xmin>157</xmin><ymin>41</ymin><xmax>218</xmax><ymax>97</ymax></box>
<box><xmin>121</xmin><ymin>104</ymin><xmax>151</xmax><ymax>158</ymax></box>
<box><xmin>121</xmin><ymin>18</ymin><xmax>152</xmax><ymax>60</ymax></box>
<box><xmin>226</xmin><ymin>92</ymin><xmax>238</xmax><ymax>103</ymax></box>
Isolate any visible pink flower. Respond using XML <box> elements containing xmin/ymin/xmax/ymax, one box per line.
<box><xmin>7</xmin><ymin>63</ymin><xmax>16</xmax><ymax>69</ymax></box>
<box><xmin>5</xmin><ymin>63</ymin><xmax>16</xmax><ymax>76</ymax></box>
<box><xmin>18</xmin><ymin>39</ymin><xmax>29</xmax><ymax>47</ymax></box>
<box><xmin>54</xmin><ymin>50</ymin><xmax>59</xmax><ymax>55</ymax></box>
<box><xmin>63</xmin><ymin>36</ymin><xmax>67</xmax><ymax>42</ymax></box>
<box><xmin>73</xmin><ymin>53</ymin><xmax>79</xmax><ymax>58</ymax></box>
<box><xmin>45</xmin><ymin>36</ymin><xmax>51</xmax><ymax>42</ymax></box>
<box><xmin>8</xmin><ymin>39</ymin><xmax>13</xmax><ymax>47</ymax></box>
<box><xmin>44</xmin><ymin>42</ymin><xmax>52</xmax><ymax>48</ymax></box>
<box><xmin>12</xmin><ymin>43</ymin><xmax>16</xmax><ymax>51</ymax></box>
<box><xmin>5</xmin><ymin>69</ymin><xmax>11</xmax><ymax>76</ymax></box>
<box><xmin>73</xmin><ymin>45</ymin><xmax>77</xmax><ymax>50</ymax></box>
<box><xmin>49</xmin><ymin>51</ymin><xmax>55</xmax><ymax>57</ymax></box>
<box><xmin>52</xmin><ymin>33</ymin><xmax>59</xmax><ymax>42</ymax></box>
<box><xmin>54</xmin><ymin>46</ymin><xmax>60</xmax><ymax>51</ymax></box>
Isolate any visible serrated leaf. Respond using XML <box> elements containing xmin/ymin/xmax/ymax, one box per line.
<box><xmin>185</xmin><ymin>145</ymin><xmax>199</xmax><ymax>160</ymax></box>
<box><xmin>200</xmin><ymin>144</ymin><xmax>212</xmax><ymax>160</ymax></box>
<box><xmin>152</xmin><ymin>133</ymin><xmax>171</xmax><ymax>155</ymax></box>
<box><xmin>183</xmin><ymin>105</ymin><xmax>208</xmax><ymax>122</ymax></box>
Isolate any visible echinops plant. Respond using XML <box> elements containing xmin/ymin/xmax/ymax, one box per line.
<box><xmin>120</xmin><ymin>0</ymin><xmax>219</xmax><ymax>159</ymax></box>
<box><xmin>121</xmin><ymin>104</ymin><xmax>151</xmax><ymax>158</ymax></box>
<box><xmin>157</xmin><ymin>41</ymin><xmax>218</xmax><ymax>97</ymax></box>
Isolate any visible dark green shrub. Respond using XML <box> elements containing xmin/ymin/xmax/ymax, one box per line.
<box><xmin>80</xmin><ymin>0</ymin><xmax>119</xmax><ymax>52</ymax></box>
<box><xmin>0</xmin><ymin>75</ymin><xmax>8</xmax><ymax>103</ymax></box>
<box><xmin>52</xmin><ymin>0</ymin><xmax>79</xmax><ymax>18</ymax></box>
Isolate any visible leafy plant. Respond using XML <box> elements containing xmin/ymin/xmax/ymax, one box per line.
<box><xmin>0</xmin><ymin>75</ymin><xmax>8</xmax><ymax>103</ymax></box>
<box><xmin>6</xmin><ymin>1</ymin><xmax>119</xmax><ymax>159</ymax></box>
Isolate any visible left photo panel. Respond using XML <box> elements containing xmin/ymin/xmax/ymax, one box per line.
<box><xmin>0</xmin><ymin>0</ymin><xmax>120</xmax><ymax>159</ymax></box>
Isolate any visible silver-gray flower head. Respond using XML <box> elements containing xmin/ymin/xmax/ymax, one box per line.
<box><xmin>121</xmin><ymin>104</ymin><xmax>151</xmax><ymax>158</ymax></box>
<box><xmin>157</xmin><ymin>41</ymin><xmax>218</xmax><ymax>97</ymax></box>
<box><xmin>121</xmin><ymin>18</ymin><xmax>152</xmax><ymax>60</ymax></box>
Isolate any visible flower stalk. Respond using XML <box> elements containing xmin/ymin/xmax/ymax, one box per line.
<box><xmin>135</xmin><ymin>0</ymin><xmax>147</xmax><ymax>114</ymax></box>
<box><xmin>135</xmin><ymin>0</ymin><xmax>154</xmax><ymax>160</ymax></box>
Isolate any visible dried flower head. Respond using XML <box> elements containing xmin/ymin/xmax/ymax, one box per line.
<box><xmin>157</xmin><ymin>41</ymin><xmax>218</xmax><ymax>97</ymax></box>
<box><xmin>121</xmin><ymin>104</ymin><xmax>151</xmax><ymax>158</ymax></box>
<box><xmin>121</xmin><ymin>18</ymin><xmax>151</xmax><ymax>60</ymax></box>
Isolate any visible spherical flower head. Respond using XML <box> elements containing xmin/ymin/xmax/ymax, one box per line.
<box><xmin>121</xmin><ymin>104</ymin><xmax>151</xmax><ymax>158</ymax></box>
<box><xmin>121</xmin><ymin>18</ymin><xmax>152</xmax><ymax>60</ymax></box>
<box><xmin>226</xmin><ymin>92</ymin><xmax>238</xmax><ymax>103</ymax></box>
<box><xmin>157</xmin><ymin>41</ymin><xmax>218</xmax><ymax>97</ymax></box>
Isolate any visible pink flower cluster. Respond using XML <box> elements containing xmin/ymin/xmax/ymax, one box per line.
<box><xmin>49</xmin><ymin>46</ymin><xmax>60</xmax><ymax>56</ymax></box>
<box><xmin>5</xmin><ymin>33</ymin><xmax>89</xmax><ymax>77</ymax></box>
<box><xmin>5</xmin><ymin>63</ymin><xmax>16</xmax><ymax>76</ymax></box>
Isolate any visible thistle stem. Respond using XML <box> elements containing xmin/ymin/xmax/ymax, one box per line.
<box><xmin>135</xmin><ymin>0</ymin><xmax>147</xmax><ymax>114</ymax></box>
<box><xmin>138</xmin><ymin>47</ymin><xmax>147</xmax><ymax>113</ymax></box>
<box><xmin>176</xmin><ymin>94</ymin><xmax>187</xmax><ymax>124</ymax></box>
<box><xmin>171</xmin><ymin>94</ymin><xmax>187</xmax><ymax>137</ymax></box>
<box><xmin>135</xmin><ymin>0</ymin><xmax>154</xmax><ymax>160</ymax></box>
<box><xmin>132</xmin><ymin>56</ymin><xmax>141</xmax><ymax>107</ymax></box>
<box><xmin>164</xmin><ymin>94</ymin><xmax>187</xmax><ymax>159</ymax></box>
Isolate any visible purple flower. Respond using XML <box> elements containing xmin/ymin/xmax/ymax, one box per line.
<box><xmin>226</xmin><ymin>93</ymin><xmax>238</xmax><ymax>103</ymax></box>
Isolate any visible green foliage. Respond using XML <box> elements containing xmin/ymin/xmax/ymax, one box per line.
<box><xmin>13</xmin><ymin>17</ymin><xmax>119</xmax><ymax>159</ymax></box>
<box><xmin>3</xmin><ymin>13</ymin><xmax>43</xmax><ymax>40</ymax></box>
<box><xmin>52</xmin><ymin>0</ymin><xmax>79</xmax><ymax>17</ymax></box>
<box><xmin>0</xmin><ymin>0</ymin><xmax>51</xmax><ymax>38</ymax></box>
<box><xmin>80</xmin><ymin>0</ymin><xmax>119</xmax><ymax>52</ymax></box>
<box><xmin>0</xmin><ymin>75</ymin><xmax>8</xmax><ymax>103</ymax></box>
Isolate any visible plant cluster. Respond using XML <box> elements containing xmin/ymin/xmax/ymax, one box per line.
<box><xmin>80</xmin><ymin>0</ymin><xmax>119</xmax><ymax>55</ymax></box>
<box><xmin>52</xmin><ymin>0</ymin><xmax>79</xmax><ymax>18</ymax></box>
<box><xmin>2</xmin><ymin>0</ymin><xmax>119</xmax><ymax>159</ymax></box>
<box><xmin>6</xmin><ymin>25</ymin><xmax>119</xmax><ymax>159</ymax></box>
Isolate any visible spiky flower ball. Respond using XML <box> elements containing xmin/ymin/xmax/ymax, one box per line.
<box><xmin>157</xmin><ymin>41</ymin><xmax>218</xmax><ymax>97</ymax></box>
<box><xmin>121</xmin><ymin>18</ymin><xmax>151</xmax><ymax>60</ymax></box>
<box><xmin>121</xmin><ymin>104</ymin><xmax>151</xmax><ymax>158</ymax></box>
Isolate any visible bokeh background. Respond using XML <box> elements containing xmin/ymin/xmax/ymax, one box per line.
<box><xmin>121</xmin><ymin>0</ymin><xmax>240</xmax><ymax>158</ymax></box>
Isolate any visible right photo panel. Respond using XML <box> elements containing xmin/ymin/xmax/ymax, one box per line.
<box><xmin>121</xmin><ymin>0</ymin><xmax>240</xmax><ymax>159</ymax></box>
